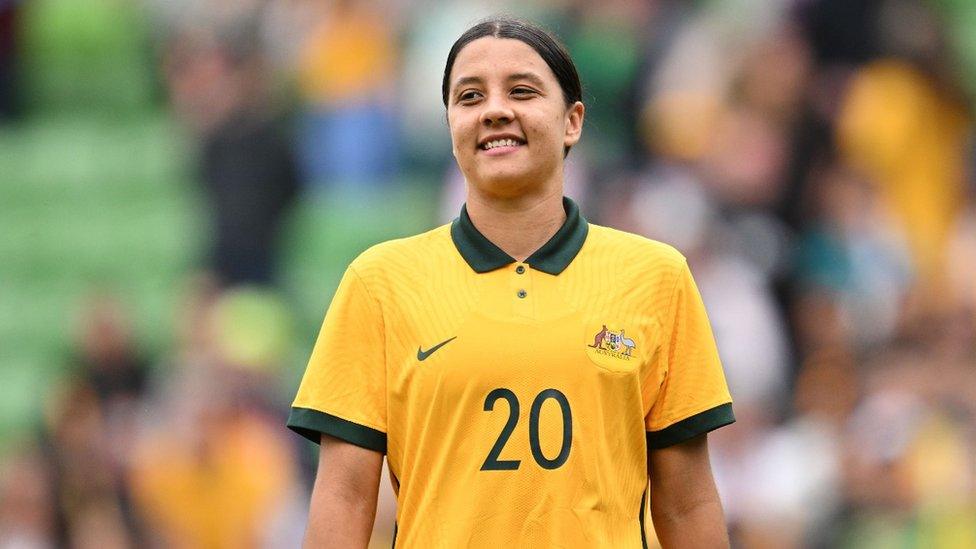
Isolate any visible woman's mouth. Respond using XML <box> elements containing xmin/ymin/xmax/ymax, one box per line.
<box><xmin>479</xmin><ymin>137</ymin><xmax>526</xmax><ymax>155</ymax></box>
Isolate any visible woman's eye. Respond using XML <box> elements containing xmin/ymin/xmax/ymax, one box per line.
<box><xmin>459</xmin><ymin>91</ymin><xmax>482</xmax><ymax>102</ymax></box>
<box><xmin>512</xmin><ymin>87</ymin><xmax>536</xmax><ymax>97</ymax></box>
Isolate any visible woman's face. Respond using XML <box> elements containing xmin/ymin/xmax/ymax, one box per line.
<box><xmin>446</xmin><ymin>37</ymin><xmax>583</xmax><ymax>198</ymax></box>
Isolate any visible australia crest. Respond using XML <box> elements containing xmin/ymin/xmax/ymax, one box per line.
<box><xmin>588</xmin><ymin>324</ymin><xmax>636</xmax><ymax>359</ymax></box>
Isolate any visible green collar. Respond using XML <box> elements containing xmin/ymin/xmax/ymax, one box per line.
<box><xmin>450</xmin><ymin>196</ymin><xmax>589</xmax><ymax>275</ymax></box>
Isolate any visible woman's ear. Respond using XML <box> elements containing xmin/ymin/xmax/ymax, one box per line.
<box><xmin>564</xmin><ymin>101</ymin><xmax>585</xmax><ymax>148</ymax></box>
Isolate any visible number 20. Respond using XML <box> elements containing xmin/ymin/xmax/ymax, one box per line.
<box><xmin>480</xmin><ymin>388</ymin><xmax>573</xmax><ymax>471</ymax></box>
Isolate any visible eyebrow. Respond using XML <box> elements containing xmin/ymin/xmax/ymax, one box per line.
<box><xmin>452</xmin><ymin>72</ymin><xmax>547</xmax><ymax>92</ymax></box>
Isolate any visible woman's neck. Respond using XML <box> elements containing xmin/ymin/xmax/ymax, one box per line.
<box><xmin>465</xmin><ymin>188</ymin><xmax>566</xmax><ymax>262</ymax></box>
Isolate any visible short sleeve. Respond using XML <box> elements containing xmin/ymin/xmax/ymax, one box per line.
<box><xmin>644</xmin><ymin>259</ymin><xmax>734</xmax><ymax>449</ymax></box>
<box><xmin>287</xmin><ymin>264</ymin><xmax>387</xmax><ymax>453</ymax></box>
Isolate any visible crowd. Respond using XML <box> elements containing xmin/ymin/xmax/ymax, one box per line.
<box><xmin>1</xmin><ymin>0</ymin><xmax>975</xmax><ymax>547</ymax></box>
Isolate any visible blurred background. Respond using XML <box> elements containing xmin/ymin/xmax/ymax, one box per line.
<box><xmin>1</xmin><ymin>0</ymin><xmax>974</xmax><ymax>547</ymax></box>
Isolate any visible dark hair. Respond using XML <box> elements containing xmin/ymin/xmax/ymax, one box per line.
<box><xmin>441</xmin><ymin>17</ymin><xmax>583</xmax><ymax>109</ymax></box>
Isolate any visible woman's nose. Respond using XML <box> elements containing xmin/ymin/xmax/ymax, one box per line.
<box><xmin>480</xmin><ymin>96</ymin><xmax>513</xmax><ymax>126</ymax></box>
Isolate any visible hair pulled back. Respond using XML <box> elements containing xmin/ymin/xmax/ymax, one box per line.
<box><xmin>441</xmin><ymin>17</ymin><xmax>583</xmax><ymax>109</ymax></box>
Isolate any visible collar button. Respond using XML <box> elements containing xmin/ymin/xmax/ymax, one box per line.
<box><xmin>515</xmin><ymin>265</ymin><xmax>526</xmax><ymax>274</ymax></box>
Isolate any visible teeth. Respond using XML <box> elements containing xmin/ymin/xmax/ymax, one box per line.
<box><xmin>483</xmin><ymin>139</ymin><xmax>521</xmax><ymax>150</ymax></box>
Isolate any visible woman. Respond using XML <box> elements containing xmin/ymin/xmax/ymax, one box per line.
<box><xmin>288</xmin><ymin>17</ymin><xmax>734</xmax><ymax>548</ymax></box>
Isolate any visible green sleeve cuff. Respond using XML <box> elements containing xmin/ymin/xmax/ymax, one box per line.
<box><xmin>646</xmin><ymin>402</ymin><xmax>734</xmax><ymax>450</ymax></box>
<box><xmin>287</xmin><ymin>407</ymin><xmax>387</xmax><ymax>453</ymax></box>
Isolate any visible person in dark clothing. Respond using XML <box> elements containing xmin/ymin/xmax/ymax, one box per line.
<box><xmin>201</xmin><ymin>112</ymin><xmax>299</xmax><ymax>286</ymax></box>
<box><xmin>165</xmin><ymin>24</ymin><xmax>299</xmax><ymax>287</ymax></box>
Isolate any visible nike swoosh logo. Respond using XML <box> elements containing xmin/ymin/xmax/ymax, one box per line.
<box><xmin>417</xmin><ymin>336</ymin><xmax>457</xmax><ymax>361</ymax></box>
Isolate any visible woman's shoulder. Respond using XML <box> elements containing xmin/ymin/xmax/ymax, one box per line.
<box><xmin>584</xmin><ymin>222</ymin><xmax>687</xmax><ymax>270</ymax></box>
<box><xmin>348</xmin><ymin>222</ymin><xmax>455</xmax><ymax>277</ymax></box>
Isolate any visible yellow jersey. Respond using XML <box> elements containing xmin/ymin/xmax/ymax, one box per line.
<box><xmin>288</xmin><ymin>197</ymin><xmax>733</xmax><ymax>548</ymax></box>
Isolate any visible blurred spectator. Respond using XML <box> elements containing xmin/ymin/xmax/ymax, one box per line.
<box><xmin>566</xmin><ymin>1</ymin><xmax>651</xmax><ymax>169</ymax></box>
<box><xmin>71</xmin><ymin>294</ymin><xmax>150</xmax><ymax>410</ymax></box>
<box><xmin>40</xmin><ymin>377</ymin><xmax>145</xmax><ymax>548</ymax></box>
<box><xmin>794</xmin><ymin>162</ymin><xmax>913</xmax><ymax>350</ymax></box>
<box><xmin>295</xmin><ymin>0</ymin><xmax>400</xmax><ymax>195</ymax></box>
<box><xmin>841</xmin><ymin>365</ymin><xmax>976</xmax><ymax>547</ymax></box>
<box><xmin>129</xmin><ymin>282</ymin><xmax>304</xmax><ymax>548</ymax></box>
<box><xmin>130</xmin><ymin>394</ymin><xmax>300</xmax><ymax>548</ymax></box>
<box><xmin>624</xmin><ymin>165</ymin><xmax>791</xmax><ymax>413</ymax></box>
<box><xmin>7</xmin><ymin>294</ymin><xmax>157</xmax><ymax>548</ymax></box>
<box><xmin>164</xmin><ymin>18</ymin><xmax>299</xmax><ymax>287</ymax></box>
<box><xmin>835</xmin><ymin>0</ymin><xmax>972</xmax><ymax>311</ymax></box>
<box><xmin>837</xmin><ymin>57</ymin><xmax>970</xmax><ymax>306</ymax></box>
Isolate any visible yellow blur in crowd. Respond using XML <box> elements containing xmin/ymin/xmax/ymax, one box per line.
<box><xmin>132</xmin><ymin>412</ymin><xmax>296</xmax><ymax>549</ymax></box>
<box><xmin>298</xmin><ymin>3</ymin><xmax>396</xmax><ymax>106</ymax></box>
<box><xmin>839</xmin><ymin>59</ymin><xmax>970</xmax><ymax>300</ymax></box>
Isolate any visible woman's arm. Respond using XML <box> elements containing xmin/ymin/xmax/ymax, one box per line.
<box><xmin>304</xmin><ymin>433</ymin><xmax>384</xmax><ymax>549</ymax></box>
<box><xmin>647</xmin><ymin>434</ymin><xmax>729</xmax><ymax>548</ymax></box>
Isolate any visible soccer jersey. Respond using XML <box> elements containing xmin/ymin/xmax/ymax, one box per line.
<box><xmin>288</xmin><ymin>197</ymin><xmax>733</xmax><ymax>548</ymax></box>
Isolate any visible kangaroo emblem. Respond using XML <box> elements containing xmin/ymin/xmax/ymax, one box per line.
<box><xmin>589</xmin><ymin>324</ymin><xmax>608</xmax><ymax>348</ymax></box>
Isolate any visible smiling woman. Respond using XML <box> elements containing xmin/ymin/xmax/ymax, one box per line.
<box><xmin>441</xmin><ymin>20</ymin><xmax>583</xmax><ymax>154</ymax></box>
<box><xmin>287</xmin><ymin>17</ymin><xmax>735</xmax><ymax>549</ymax></box>
<box><xmin>444</xmin><ymin>34</ymin><xmax>583</xmax><ymax>213</ymax></box>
